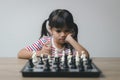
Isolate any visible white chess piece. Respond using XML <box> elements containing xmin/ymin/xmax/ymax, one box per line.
<box><xmin>40</xmin><ymin>53</ymin><xmax>44</xmax><ymax>58</ymax></box>
<box><xmin>32</xmin><ymin>51</ymin><xmax>38</xmax><ymax>66</ymax></box>
<box><xmin>53</xmin><ymin>49</ymin><xmax>58</xmax><ymax>63</ymax></box>
<box><xmin>40</xmin><ymin>53</ymin><xmax>45</xmax><ymax>62</ymax></box>
<box><xmin>48</xmin><ymin>55</ymin><xmax>52</xmax><ymax>63</ymax></box>
<box><xmin>81</xmin><ymin>51</ymin><xmax>87</xmax><ymax>61</ymax></box>
<box><xmin>76</xmin><ymin>51</ymin><xmax>79</xmax><ymax>62</ymax></box>
<box><xmin>75</xmin><ymin>51</ymin><xmax>80</xmax><ymax>66</ymax></box>
<box><xmin>39</xmin><ymin>53</ymin><xmax>44</xmax><ymax>64</ymax></box>
<box><xmin>54</xmin><ymin>49</ymin><xmax>58</xmax><ymax>58</ymax></box>
<box><xmin>61</xmin><ymin>50</ymin><xmax>65</xmax><ymax>62</ymax></box>
<box><xmin>48</xmin><ymin>55</ymin><xmax>51</xmax><ymax>59</ymax></box>
<box><xmin>67</xmin><ymin>49</ymin><xmax>72</xmax><ymax>64</ymax></box>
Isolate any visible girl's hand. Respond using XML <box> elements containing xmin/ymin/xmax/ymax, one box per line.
<box><xmin>40</xmin><ymin>41</ymin><xmax>52</xmax><ymax>56</ymax></box>
<box><xmin>65</xmin><ymin>33</ymin><xmax>74</xmax><ymax>43</ymax></box>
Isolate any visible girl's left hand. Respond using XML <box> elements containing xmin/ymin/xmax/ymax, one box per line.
<box><xmin>65</xmin><ymin>33</ymin><xmax>73</xmax><ymax>43</ymax></box>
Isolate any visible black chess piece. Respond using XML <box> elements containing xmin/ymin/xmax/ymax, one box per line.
<box><xmin>39</xmin><ymin>57</ymin><xmax>44</xmax><ymax>65</ymax></box>
<box><xmin>86</xmin><ymin>58</ymin><xmax>93</xmax><ymax>69</ymax></box>
<box><xmin>69</xmin><ymin>58</ymin><xmax>72</xmax><ymax>65</ymax></box>
<box><xmin>28</xmin><ymin>58</ymin><xmax>34</xmax><ymax>68</ymax></box>
<box><xmin>79</xmin><ymin>58</ymin><xmax>84</xmax><ymax>71</ymax></box>
<box><xmin>54</xmin><ymin>57</ymin><xmax>59</xmax><ymax>65</ymax></box>
<box><xmin>44</xmin><ymin>59</ymin><xmax>51</xmax><ymax>71</ymax></box>
<box><xmin>71</xmin><ymin>56</ymin><xmax>77</xmax><ymax>69</ymax></box>
<box><xmin>63</xmin><ymin>54</ymin><xmax>69</xmax><ymax>69</ymax></box>
<box><xmin>55</xmin><ymin>57</ymin><xmax>61</xmax><ymax>71</ymax></box>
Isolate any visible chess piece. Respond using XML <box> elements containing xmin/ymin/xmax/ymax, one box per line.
<box><xmin>54</xmin><ymin>49</ymin><xmax>59</xmax><ymax>64</ymax></box>
<box><xmin>79</xmin><ymin>58</ymin><xmax>84</xmax><ymax>71</ymax></box>
<box><xmin>48</xmin><ymin>55</ymin><xmax>52</xmax><ymax>63</ymax></box>
<box><xmin>55</xmin><ymin>57</ymin><xmax>61</xmax><ymax>71</ymax></box>
<box><xmin>44</xmin><ymin>58</ymin><xmax>51</xmax><ymax>71</ymax></box>
<box><xmin>32</xmin><ymin>51</ymin><xmax>38</xmax><ymax>66</ymax></box>
<box><xmin>39</xmin><ymin>54</ymin><xmax>44</xmax><ymax>64</ymax></box>
<box><xmin>61</xmin><ymin>50</ymin><xmax>65</xmax><ymax>62</ymax></box>
<box><xmin>63</xmin><ymin>54</ymin><xmax>69</xmax><ymax>69</ymax></box>
<box><xmin>71</xmin><ymin>56</ymin><xmax>77</xmax><ymax>69</ymax></box>
<box><xmin>81</xmin><ymin>51</ymin><xmax>87</xmax><ymax>61</ymax></box>
<box><xmin>81</xmin><ymin>51</ymin><xmax>87</xmax><ymax>66</ymax></box>
<box><xmin>61</xmin><ymin>50</ymin><xmax>69</xmax><ymax>70</ymax></box>
<box><xmin>86</xmin><ymin>58</ymin><xmax>93</xmax><ymax>69</ymax></box>
<box><xmin>75</xmin><ymin>51</ymin><xmax>80</xmax><ymax>66</ymax></box>
<box><xmin>67</xmin><ymin>49</ymin><xmax>72</xmax><ymax>65</ymax></box>
<box><xmin>28</xmin><ymin>58</ymin><xmax>34</xmax><ymax>68</ymax></box>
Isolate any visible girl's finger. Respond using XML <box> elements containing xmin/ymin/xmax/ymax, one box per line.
<box><xmin>44</xmin><ymin>41</ymin><xmax>51</xmax><ymax>47</ymax></box>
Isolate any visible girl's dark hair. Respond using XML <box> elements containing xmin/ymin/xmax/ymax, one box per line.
<box><xmin>40</xmin><ymin>19</ymin><xmax>50</xmax><ymax>38</ymax></box>
<box><xmin>48</xmin><ymin>9</ymin><xmax>74</xmax><ymax>29</ymax></box>
<box><xmin>72</xmin><ymin>23</ymin><xmax>78</xmax><ymax>41</ymax></box>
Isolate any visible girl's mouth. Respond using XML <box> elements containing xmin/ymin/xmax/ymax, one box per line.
<box><xmin>59</xmin><ymin>39</ymin><xmax>65</xmax><ymax>42</ymax></box>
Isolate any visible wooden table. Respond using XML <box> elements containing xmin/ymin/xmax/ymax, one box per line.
<box><xmin>0</xmin><ymin>57</ymin><xmax>120</xmax><ymax>80</ymax></box>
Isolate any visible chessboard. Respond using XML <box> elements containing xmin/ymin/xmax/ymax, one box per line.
<box><xmin>21</xmin><ymin>55</ymin><xmax>101</xmax><ymax>77</ymax></box>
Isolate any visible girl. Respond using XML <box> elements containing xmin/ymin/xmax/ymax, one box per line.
<box><xmin>18</xmin><ymin>9</ymin><xmax>89</xmax><ymax>59</ymax></box>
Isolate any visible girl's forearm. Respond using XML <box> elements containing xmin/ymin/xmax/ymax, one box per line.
<box><xmin>67</xmin><ymin>36</ymin><xmax>89</xmax><ymax>58</ymax></box>
<box><xmin>17</xmin><ymin>48</ymin><xmax>41</xmax><ymax>59</ymax></box>
<box><xmin>17</xmin><ymin>48</ymin><xmax>33</xmax><ymax>59</ymax></box>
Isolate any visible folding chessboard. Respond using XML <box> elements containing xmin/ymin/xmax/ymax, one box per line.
<box><xmin>21</xmin><ymin>57</ymin><xmax>101</xmax><ymax>77</ymax></box>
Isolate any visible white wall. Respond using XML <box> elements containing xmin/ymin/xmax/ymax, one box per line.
<box><xmin>0</xmin><ymin>0</ymin><xmax>120</xmax><ymax>57</ymax></box>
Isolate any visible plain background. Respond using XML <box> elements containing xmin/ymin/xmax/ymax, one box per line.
<box><xmin>0</xmin><ymin>0</ymin><xmax>120</xmax><ymax>57</ymax></box>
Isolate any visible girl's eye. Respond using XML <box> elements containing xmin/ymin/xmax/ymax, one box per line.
<box><xmin>56</xmin><ymin>30</ymin><xmax>61</xmax><ymax>33</ymax></box>
<box><xmin>65</xmin><ymin>30</ymin><xmax>70</xmax><ymax>32</ymax></box>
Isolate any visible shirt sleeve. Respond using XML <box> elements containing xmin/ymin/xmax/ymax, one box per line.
<box><xmin>25</xmin><ymin>36</ymin><xmax>50</xmax><ymax>51</ymax></box>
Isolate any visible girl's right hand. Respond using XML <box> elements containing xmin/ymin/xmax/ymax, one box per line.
<box><xmin>40</xmin><ymin>41</ymin><xmax>52</xmax><ymax>56</ymax></box>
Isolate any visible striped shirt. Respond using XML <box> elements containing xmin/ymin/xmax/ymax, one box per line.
<box><xmin>25</xmin><ymin>36</ymin><xmax>75</xmax><ymax>57</ymax></box>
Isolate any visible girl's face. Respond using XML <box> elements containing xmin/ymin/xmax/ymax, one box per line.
<box><xmin>50</xmin><ymin>27</ymin><xmax>70</xmax><ymax>44</ymax></box>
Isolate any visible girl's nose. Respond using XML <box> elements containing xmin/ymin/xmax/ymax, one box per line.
<box><xmin>61</xmin><ymin>32</ymin><xmax>66</xmax><ymax>36</ymax></box>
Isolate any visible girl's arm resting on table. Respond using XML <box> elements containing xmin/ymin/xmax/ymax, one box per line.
<box><xmin>17</xmin><ymin>43</ymin><xmax>51</xmax><ymax>59</ymax></box>
<box><xmin>66</xmin><ymin>35</ymin><xmax>89</xmax><ymax>58</ymax></box>
<box><xmin>17</xmin><ymin>48</ymin><xmax>41</xmax><ymax>59</ymax></box>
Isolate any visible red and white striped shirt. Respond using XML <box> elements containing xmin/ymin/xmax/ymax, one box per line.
<box><xmin>25</xmin><ymin>36</ymin><xmax>75</xmax><ymax>57</ymax></box>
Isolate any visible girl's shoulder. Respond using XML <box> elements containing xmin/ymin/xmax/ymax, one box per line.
<box><xmin>41</xmin><ymin>36</ymin><xmax>51</xmax><ymax>40</ymax></box>
<box><xmin>38</xmin><ymin>36</ymin><xmax>52</xmax><ymax>42</ymax></box>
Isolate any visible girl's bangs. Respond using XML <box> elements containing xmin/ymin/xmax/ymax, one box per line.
<box><xmin>52</xmin><ymin>17</ymin><xmax>73</xmax><ymax>29</ymax></box>
<box><xmin>52</xmin><ymin>17</ymin><xmax>66</xmax><ymax>28</ymax></box>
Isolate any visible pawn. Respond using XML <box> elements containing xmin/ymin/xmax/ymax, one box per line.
<box><xmin>61</xmin><ymin>50</ymin><xmax>65</xmax><ymax>62</ymax></box>
<box><xmin>39</xmin><ymin>54</ymin><xmax>44</xmax><ymax>64</ymax></box>
<box><xmin>67</xmin><ymin>49</ymin><xmax>72</xmax><ymax>65</ymax></box>
<box><xmin>32</xmin><ymin>51</ymin><xmax>38</xmax><ymax>66</ymax></box>
<box><xmin>44</xmin><ymin>58</ymin><xmax>51</xmax><ymax>71</ymax></box>
<box><xmin>81</xmin><ymin>51</ymin><xmax>87</xmax><ymax>61</ymax></box>
<box><xmin>71</xmin><ymin>56</ymin><xmax>77</xmax><ymax>69</ymax></box>
<box><xmin>54</xmin><ymin>50</ymin><xmax>59</xmax><ymax>64</ymax></box>
<box><xmin>54</xmin><ymin>57</ymin><xmax>59</xmax><ymax>65</ymax></box>
<box><xmin>80</xmin><ymin>51</ymin><xmax>87</xmax><ymax>66</ymax></box>
<box><xmin>55</xmin><ymin>57</ymin><xmax>61</xmax><ymax>71</ymax></box>
<box><xmin>86</xmin><ymin>58</ymin><xmax>93</xmax><ymax>69</ymax></box>
<box><xmin>28</xmin><ymin>58</ymin><xmax>34</xmax><ymax>68</ymax></box>
<box><xmin>63</xmin><ymin>54</ymin><xmax>69</xmax><ymax>69</ymax></box>
<box><xmin>48</xmin><ymin>55</ymin><xmax>52</xmax><ymax>63</ymax></box>
<box><xmin>75</xmin><ymin>51</ymin><xmax>80</xmax><ymax>66</ymax></box>
<box><xmin>79</xmin><ymin>58</ymin><xmax>84</xmax><ymax>71</ymax></box>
